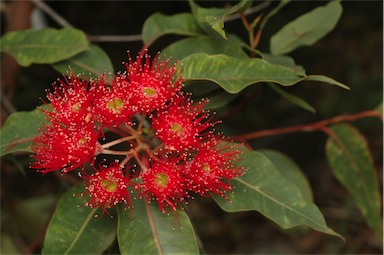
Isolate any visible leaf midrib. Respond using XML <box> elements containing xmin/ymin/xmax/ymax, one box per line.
<box><xmin>235</xmin><ymin>177</ymin><xmax>326</xmax><ymax>229</ymax></box>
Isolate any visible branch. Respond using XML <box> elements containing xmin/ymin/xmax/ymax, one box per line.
<box><xmin>224</xmin><ymin>0</ymin><xmax>272</xmax><ymax>22</ymax></box>
<box><xmin>31</xmin><ymin>0</ymin><xmax>73</xmax><ymax>28</ymax></box>
<box><xmin>87</xmin><ymin>34</ymin><xmax>142</xmax><ymax>42</ymax></box>
<box><xmin>233</xmin><ymin>110</ymin><xmax>383</xmax><ymax>142</ymax></box>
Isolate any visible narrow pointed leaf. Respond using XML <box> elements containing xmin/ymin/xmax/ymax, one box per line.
<box><xmin>142</xmin><ymin>12</ymin><xmax>205</xmax><ymax>46</ymax></box>
<box><xmin>0</xmin><ymin>28</ymin><xmax>88</xmax><ymax>66</ymax></box>
<box><xmin>117</xmin><ymin>198</ymin><xmax>199</xmax><ymax>255</ymax></box>
<box><xmin>259</xmin><ymin>53</ymin><xmax>306</xmax><ymax>76</ymax></box>
<box><xmin>0</xmin><ymin>106</ymin><xmax>47</xmax><ymax>156</ymax></box>
<box><xmin>205</xmin><ymin>90</ymin><xmax>239</xmax><ymax>109</ymax></box>
<box><xmin>270</xmin><ymin>1</ymin><xmax>342</xmax><ymax>55</ymax></box>
<box><xmin>189</xmin><ymin>0</ymin><xmax>251</xmax><ymax>39</ymax></box>
<box><xmin>214</xmin><ymin>151</ymin><xmax>342</xmax><ymax>238</ymax></box>
<box><xmin>325</xmin><ymin>124</ymin><xmax>382</xmax><ymax>239</ymax></box>
<box><xmin>181</xmin><ymin>53</ymin><xmax>348</xmax><ymax>94</ymax></box>
<box><xmin>42</xmin><ymin>183</ymin><xmax>117</xmax><ymax>254</ymax></box>
<box><xmin>258</xmin><ymin>149</ymin><xmax>313</xmax><ymax>202</ymax></box>
<box><xmin>52</xmin><ymin>44</ymin><xmax>114</xmax><ymax>79</ymax></box>
<box><xmin>268</xmin><ymin>83</ymin><xmax>316</xmax><ymax>113</ymax></box>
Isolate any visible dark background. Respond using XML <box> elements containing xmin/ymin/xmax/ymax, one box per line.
<box><xmin>1</xmin><ymin>1</ymin><xmax>382</xmax><ymax>254</ymax></box>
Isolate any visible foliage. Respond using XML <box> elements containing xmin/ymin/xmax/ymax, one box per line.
<box><xmin>1</xmin><ymin>1</ymin><xmax>382</xmax><ymax>254</ymax></box>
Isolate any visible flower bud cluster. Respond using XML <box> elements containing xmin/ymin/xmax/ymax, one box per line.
<box><xmin>31</xmin><ymin>50</ymin><xmax>246</xmax><ymax>216</ymax></box>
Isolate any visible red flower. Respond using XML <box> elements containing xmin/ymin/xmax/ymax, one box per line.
<box><xmin>151</xmin><ymin>94</ymin><xmax>217</xmax><ymax>151</ymax></box>
<box><xmin>124</xmin><ymin>51</ymin><xmax>183</xmax><ymax>113</ymax></box>
<box><xmin>31</xmin><ymin>121</ymin><xmax>102</xmax><ymax>174</ymax></box>
<box><xmin>91</xmin><ymin>75</ymin><xmax>134</xmax><ymax>127</ymax></box>
<box><xmin>186</xmin><ymin>138</ymin><xmax>245</xmax><ymax>198</ymax></box>
<box><xmin>82</xmin><ymin>163</ymin><xmax>132</xmax><ymax>216</ymax></box>
<box><xmin>137</xmin><ymin>156</ymin><xmax>189</xmax><ymax>213</ymax></box>
<box><xmin>44</xmin><ymin>74</ymin><xmax>94</xmax><ymax>125</ymax></box>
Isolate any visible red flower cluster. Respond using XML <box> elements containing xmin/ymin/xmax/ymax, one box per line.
<box><xmin>31</xmin><ymin>50</ymin><xmax>245</xmax><ymax>215</ymax></box>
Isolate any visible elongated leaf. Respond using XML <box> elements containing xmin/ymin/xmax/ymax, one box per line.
<box><xmin>142</xmin><ymin>12</ymin><xmax>205</xmax><ymax>46</ymax></box>
<box><xmin>270</xmin><ymin>1</ymin><xmax>342</xmax><ymax>55</ymax></box>
<box><xmin>214</xmin><ymin>151</ymin><xmax>342</xmax><ymax>238</ymax></box>
<box><xmin>0</xmin><ymin>28</ymin><xmax>88</xmax><ymax>66</ymax></box>
<box><xmin>0</xmin><ymin>106</ymin><xmax>47</xmax><ymax>156</ymax></box>
<box><xmin>42</xmin><ymin>183</ymin><xmax>117</xmax><ymax>254</ymax></box>
<box><xmin>189</xmin><ymin>0</ymin><xmax>251</xmax><ymax>39</ymax></box>
<box><xmin>52</xmin><ymin>44</ymin><xmax>114</xmax><ymax>79</ymax></box>
<box><xmin>268</xmin><ymin>83</ymin><xmax>316</xmax><ymax>113</ymax></box>
<box><xmin>162</xmin><ymin>36</ymin><xmax>248</xmax><ymax>65</ymax></box>
<box><xmin>259</xmin><ymin>53</ymin><xmax>306</xmax><ymax>76</ymax></box>
<box><xmin>117</xmin><ymin>198</ymin><xmax>199</xmax><ymax>255</ymax></box>
<box><xmin>258</xmin><ymin>149</ymin><xmax>313</xmax><ymax>202</ymax></box>
<box><xmin>181</xmin><ymin>53</ymin><xmax>348</xmax><ymax>93</ymax></box>
<box><xmin>205</xmin><ymin>90</ymin><xmax>239</xmax><ymax>109</ymax></box>
<box><xmin>374</xmin><ymin>101</ymin><xmax>383</xmax><ymax>114</ymax></box>
<box><xmin>325</xmin><ymin>124</ymin><xmax>382</xmax><ymax>239</ymax></box>
<box><xmin>260</xmin><ymin>0</ymin><xmax>291</xmax><ymax>29</ymax></box>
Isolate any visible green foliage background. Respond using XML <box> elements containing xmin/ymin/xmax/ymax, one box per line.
<box><xmin>1</xmin><ymin>1</ymin><xmax>382</xmax><ymax>254</ymax></box>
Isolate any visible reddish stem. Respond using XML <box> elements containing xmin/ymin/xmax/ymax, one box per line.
<box><xmin>233</xmin><ymin>110</ymin><xmax>382</xmax><ymax>142</ymax></box>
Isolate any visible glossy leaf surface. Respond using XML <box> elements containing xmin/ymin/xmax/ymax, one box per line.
<box><xmin>326</xmin><ymin>124</ymin><xmax>382</xmax><ymax>239</ymax></box>
<box><xmin>53</xmin><ymin>44</ymin><xmax>114</xmax><ymax>79</ymax></box>
<box><xmin>142</xmin><ymin>12</ymin><xmax>204</xmax><ymax>45</ymax></box>
<box><xmin>259</xmin><ymin>149</ymin><xmax>313</xmax><ymax>202</ymax></box>
<box><xmin>42</xmin><ymin>183</ymin><xmax>117</xmax><ymax>254</ymax></box>
<box><xmin>0</xmin><ymin>28</ymin><xmax>88</xmax><ymax>66</ymax></box>
<box><xmin>182</xmin><ymin>53</ymin><xmax>348</xmax><ymax>93</ymax></box>
<box><xmin>162</xmin><ymin>36</ymin><xmax>248</xmax><ymax>65</ymax></box>
<box><xmin>117</xmin><ymin>198</ymin><xmax>199</xmax><ymax>255</ymax></box>
<box><xmin>0</xmin><ymin>106</ymin><xmax>47</xmax><ymax>156</ymax></box>
<box><xmin>214</xmin><ymin>150</ymin><xmax>341</xmax><ymax>238</ymax></box>
<box><xmin>268</xmin><ymin>84</ymin><xmax>316</xmax><ymax>113</ymax></box>
<box><xmin>270</xmin><ymin>1</ymin><xmax>342</xmax><ymax>55</ymax></box>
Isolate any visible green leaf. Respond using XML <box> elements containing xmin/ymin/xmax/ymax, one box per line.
<box><xmin>214</xmin><ymin>150</ymin><xmax>342</xmax><ymax>239</ymax></box>
<box><xmin>268</xmin><ymin>83</ymin><xmax>316</xmax><ymax>113</ymax></box>
<box><xmin>325</xmin><ymin>124</ymin><xmax>382</xmax><ymax>239</ymax></box>
<box><xmin>181</xmin><ymin>53</ymin><xmax>348</xmax><ymax>94</ymax></box>
<box><xmin>52</xmin><ymin>44</ymin><xmax>114</xmax><ymax>79</ymax></box>
<box><xmin>260</xmin><ymin>0</ymin><xmax>291</xmax><ymax>29</ymax></box>
<box><xmin>258</xmin><ymin>149</ymin><xmax>313</xmax><ymax>202</ymax></box>
<box><xmin>373</xmin><ymin>101</ymin><xmax>383</xmax><ymax>114</ymax></box>
<box><xmin>0</xmin><ymin>106</ymin><xmax>48</xmax><ymax>157</ymax></box>
<box><xmin>189</xmin><ymin>0</ymin><xmax>251</xmax><ymax>39</ymax></box>
<box><xmin>162</xmin><ymin>36</ymin><xmax>248</xmax><ymax>65</ymax></box>
<box><xmin>205</xmin><ymin>90</ymin><xmax>239</xmax><ymax>109</ymax></box>
<box><xmin>304</xmin><ymin>75</ymin><xmax>349</xmax><ymax>89</ymax></box>
<box><xmin>142</xmin><ymin>12</ymin><xmax>205</xmax><ymax>46</ymax></box>
<box><xmin>117</xmin><ymin>198</ymin><xmax>199</xmax><ymax>255</ymax></box>
<box><xmin>0</xmin><ymin>28</ymin><xmax>89</xmax><ymax>66</ymax></box>
<box><xmin>42</xmin><ymin>183</ymin><xmax>117</xmax><ymax>255</ymax></box>
<box><xmin>270</xmin><ymin>1</ymin><xmax>343</xmax><ymax>55</ymax></box>
<box><xmin>259</xmin><ymin>53</ymin><xmax>306</xmax><ymax>76</ymax></box>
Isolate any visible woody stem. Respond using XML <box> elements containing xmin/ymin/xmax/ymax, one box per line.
<box><xmin>233</xmin><ymin>110</ymin><xmax>382</xmax><ymax>141</ymax></box>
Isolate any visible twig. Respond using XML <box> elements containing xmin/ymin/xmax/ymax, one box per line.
<box><xmin>31</xmin><ymin>0</ymin><xmax>73</xmax><ymax>28</ymax></box>
<box><xmin>1</xmin><ymin>87</ymin><xmax>17</xmax><ymax>114</ymax></box>
<box><xmin>233</xmin><ymin>110</ymin><xmax>383</xmax><ymax>141</ymax></box>
<box><xmin>87</xmin><ymin>34</ymin><xmax>142</xmax><ymax>43</ymax></box>
<box><xmin>224</xmin><ymin>0</ymin><xmax>272</xmax><ymax>22</ymax></box>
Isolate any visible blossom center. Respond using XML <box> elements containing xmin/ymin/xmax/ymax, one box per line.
<box><xmin>171</xmin><ymin>123</ymin><xmax>184</xmax><ymax>134</ymax></box>
<box><xmin>78</xmin><ymin>137</ymin><xmax>89</xmax><ymax>145</ymax></box>
<box><xmin>101</xmin><ymin>179</ymin><xmax>118</xmax><ymax>192</ymax></box>
<box><xmin>155</xmin><ymin>172</ymin><xmax>169</xmax><ymax>188</ymax></box>
<box><xmin>142</xmin><ymin>87</ymin><xmax>157</xmax><ymax>97</ymax></box>
<box><xmin>107</xmin><ymin>98</ymin><xmax>124</xmax><ymax>113</ymax></box>
<box><xmin>202</xmin><ymin>164</ymin><xmax>211</xmax><ymax>172</ymax></box>
<box><xmin>72</xmin><ymin>102</ymin><xmax>81</xmax><ymax>112</ymax></box>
